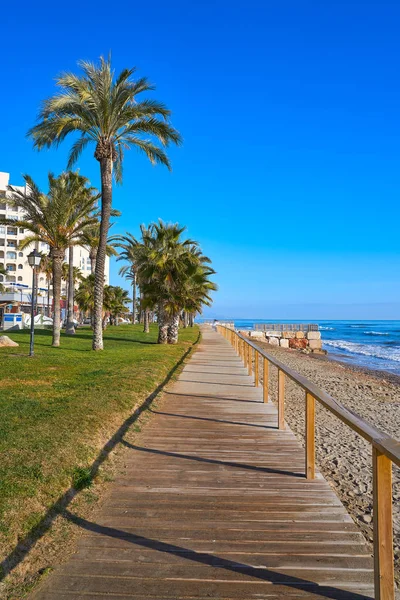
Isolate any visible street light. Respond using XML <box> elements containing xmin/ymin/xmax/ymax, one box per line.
<box><xmin>27</xmin><ymin>249</ymin><xmax>42</xmax><ymax>357</ymax></box>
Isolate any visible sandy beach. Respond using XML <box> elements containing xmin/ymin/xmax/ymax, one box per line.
<box><xmin>252</xmin><ymin>339</ymin><xmax>400</xmax><ymax>581</ymax></box>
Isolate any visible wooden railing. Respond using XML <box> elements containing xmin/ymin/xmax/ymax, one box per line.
<box><xmin>254</xmin><ymin>322</ymin><xmax>319</xmax><ymax>332</ymax></box>
<box><xmin>216</xmin><ymin>324</ymin><xmax>400</xmax><ymax>600</ymax></box>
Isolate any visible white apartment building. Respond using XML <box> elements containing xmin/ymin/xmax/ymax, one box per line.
<box><xmin>0</xmin><ymin>171</ymin><xmax>109</xmax><ymax>303</ymax></box>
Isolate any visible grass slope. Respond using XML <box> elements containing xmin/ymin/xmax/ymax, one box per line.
<box><xmin>0</xmin><ymin>324</ymin><xmax>199</xmax><ymax>570</ymax></box>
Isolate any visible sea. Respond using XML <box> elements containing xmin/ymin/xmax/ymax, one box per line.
<box><xmin>199</xmin><ymin>319</ymin><xmax>400</xmax><ymax>376</ymax></box>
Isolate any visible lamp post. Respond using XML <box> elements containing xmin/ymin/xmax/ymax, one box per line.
<box><xmin>27</xmin><ymin>249</ymin><xmax>42</xmax><ymax>357</ymax></box>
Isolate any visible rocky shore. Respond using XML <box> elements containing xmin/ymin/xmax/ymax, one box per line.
<box><xmin>253</xmin><ymin>339</ymin><xmax>400</xmax><ymax>582</ymax></box>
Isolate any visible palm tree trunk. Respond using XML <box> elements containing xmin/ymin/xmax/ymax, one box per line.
<box><xmin>66</xmin><ymin>245</ymin><xmax>75</xmax><ymax>335</ymax></box>
<box><xmin>90</xmin><ymin>250</ymin><xmax>96</xmax><ymax>274</ymax></box>
<box><xmin>93</xmin><ymin>157</ymin><xmax>112</xmax><ymax>351</ymax></box>
<box><xmin>157</xmin><ymin>304</ymin><xmax>168</xmax><ymax>344</ymax></box>
<box><xmin>51</xmin><ymin>250</ymin><xmax>64</xmax><ymax>347</ymax></box>
<box><xmin>143</xmin><ymin>309</ymin><xmax>149</xmax><ymax>333</ymax></box>
<box><xmin>189</xmin><ymin>313</ymin><xmax>194</xmax><ymax>327</ymax></box>
<box><xmin>139</xmin><ymin>288</ymin><xmax>144</xmax><ymax>323</ymax></box>
<box><xmin>167</xmin><ymin>313</ymin><xmax>180</xmax><ymax>344</ymax></box>
<box><xmin>47</xmin><ymin>280</ymin><xmax>51</xmax><ymax>317</ymax></box>
<box><xmin>132</xmin><ymin>272</ymin><xmax>137</xmax><ymax>324</ymax></box>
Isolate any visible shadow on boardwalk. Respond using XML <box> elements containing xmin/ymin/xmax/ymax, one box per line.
<box><xmin>0</xmin><ymin>335</ymin><xmax>199</xmax><ymax>582</ymax></box>
<box><xmin>122</xmin><ymin>440</ymin><xmax>305</xmax><ymax>478</ymax></box>
<box><xmin>63</xmin><ymin>510</ymin><xmax>373</xmax><ymax>600</ymax></box>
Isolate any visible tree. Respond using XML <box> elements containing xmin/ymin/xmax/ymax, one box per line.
<box><xmin>3</xmin><ymin>173</ymin><xmax>97</xmax><ymax>346</ymax></box>
<box><xmin>39</xmin><ymin>254</ymin><xmax>53</xmax><ymax>316</ymax></box>
<box><xmin>114</xmin><ymin>226</ymin><xmax>154</xmax><ymax>333</ymax></box>
<box><xmin>0</xmin><ymin>264</ymin><xmax>6</xmax><ymax>293</ymax></box>
<box><xmin>75</xmin><ymin>274</ymin><xmax>95</xmax><ymax>317</ymax></box>
<box><xmin>133</xmin><ymin>221</ymin><xmax>216</xmax><ymax>344</ymax></box>
<box><xmin>79</xmin><ymin>221</ymin><xmax>118</xmax><ymax>274</ymax></box>
<box><xmin>28</xmin><ymin>55</ymin><xmax>182</xmax><ymax>351</ymax></box>
<box><xmin>103</xmin><ymin>286</ymin><xmax>131</xmax><ymax>326</ymax></box>
<box><xmin>75</xmin><ymin>277</ymin><xmax>130</xmax><ymax>328</ymax></box>
<box><xmin>119</xmin><ymin>265</ymin><xmax>137</xmax><ymax>324</ymax></box>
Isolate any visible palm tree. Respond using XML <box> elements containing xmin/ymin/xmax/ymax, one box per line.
<box><xmin>39</xmin><ymin>255</ymin><xmax>53</xmax><ymax>317</ymax></box>
<box><xmin>75</xmin><ymin>274</ymin><xmax>95</xmax><ymax>317</ymax></box>
<box><xmin>0</xmin><ymin>264</ymin><xmax>6</xmax><ymax>293</ymax></box>
<box><xmin>79</xmin><ymin>221</ymin><xmax>118</xmax><ymax>274</ymax></box>
<box><xmin>28</xmin><ymin>55</ymin><xmax>182</xmax><ymax>351</ymax></box>
<box><xmin>103</xmin><ymin>286</ymin><xmax>131</xmax><ymax>326</ymax></box>
<box><xmin>3</xmin><ymin>173</ymin><xmax>97</xmax><ymax>346</ymax></box>
<box><xmin>133</xmin><ymin>221</ymin><xmax>216</xmax><ymax>344</ymax></box>
<box><xmin>114</xmin><ymin>226</ymin><xmax>154</xmax><ymax>333</ymax></box>
<box><xmin>119</xmin><ymin>265</ymin><xmax>137</xmax><ymax>324</ymax></box>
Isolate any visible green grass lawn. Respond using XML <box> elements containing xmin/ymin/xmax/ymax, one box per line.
<box><xmin>0</xmin><ymin>324</ymin><xmax>199</xmax><ymax>566</ymax></box>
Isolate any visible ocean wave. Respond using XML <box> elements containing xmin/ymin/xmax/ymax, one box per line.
<box><xmin>324</xmin><ymin>339</ymin><xmax>400</xmax><ymax>362</ymax></box>
<box><xmin>363</xmin><ymin>331</ymin><xmax>389</xmax><ymax>336</ymax></box>
<box><xmin>320</xmin><ymin>326</ymin><xmax>335</xmax><ymax>330</ymax></box>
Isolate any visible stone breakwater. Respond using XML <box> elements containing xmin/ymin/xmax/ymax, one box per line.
<box><xmin>239</xmin><ymin>329</ymin><xmax>326</xmax><ymax>353</ymax></box>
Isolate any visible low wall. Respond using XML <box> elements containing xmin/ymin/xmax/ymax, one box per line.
<box><xmin>239</xmin><ymin>329</ymin><xmax>326</xmax><ymax>354</ymax></box>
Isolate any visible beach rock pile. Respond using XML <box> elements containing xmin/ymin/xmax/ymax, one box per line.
<box><xmin>244</xmin><ymin>329</ymin><xmax>326</xmax><ymax>353</ymax></box>
<box><xmin>253</xmin><ymin>339</ymin><xmax>400</xmax><ymax>583</ymax></box>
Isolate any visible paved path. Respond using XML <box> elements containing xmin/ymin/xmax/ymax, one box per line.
<box><xmin>32</xmin><ymin>327</ymin><xmax>374</xmax><ymax>599</ymax></box>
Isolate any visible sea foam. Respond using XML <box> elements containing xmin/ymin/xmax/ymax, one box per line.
<box><xmin>324</xmin><ymin>339</ymin><xmax>400</xmax><ymax>362</ymax></box>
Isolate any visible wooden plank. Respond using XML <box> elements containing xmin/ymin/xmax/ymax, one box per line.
<box><xmin>278</xmin><ymin>368</ymin><xmax>285</xmax><ymax>430</ymax></box>
<box><xmin>305</xmin><ymin>392</ymin><xmax>315</xmax><ymax>480</ymax></box>
<box><xmin>254</xmin><ymin>350</ymin><xmax>259</xmax><ymax>387</ymax></box>
<box><xmin>263</xmin><ymin>357</ymin><xmax>269</xmax><ymax>402</ymax></box>
<box><xmin>373</xmin><ymin>447</ymin><xmax>395</xmax><ymax>600</ymax></box>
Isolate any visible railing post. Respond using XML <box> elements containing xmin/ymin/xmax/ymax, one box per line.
<box><xmin>373</xmin><ymin>447</ymin><xmax>394</xmax><ymax>600</ymax></box>
<box><xmin>254</xmin><ymin>350</ymin><xmax>259</xmax><ymax>387</ymax></box>
<box><xmin>247</xmin><ymin>345</ymin><xmax>252</xmax><ymax>376</ymax></box>
<box><xmin>278</xmin><ymin>369</ymin><xmax>285</xmax><ymax>429</ymax></box>
<box><xmin>263</xmin><ymin>358</ymin><xmax>269</xmax><ymax>402</ymax></box>
<box><xmin>305</xmin><ymin>392</ymin><xmax>315</xmax><ymax>479</ymax></box>
<box><xmin>243</xmin><ymin>341</ymin><xmax>247</xmax><ymax>368</ymax></box>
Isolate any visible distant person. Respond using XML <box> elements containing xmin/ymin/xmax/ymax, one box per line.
<box><xmin>212</xmin><ymin>319</ymin><xmax>220</xmax><ymax>330</ymax></box>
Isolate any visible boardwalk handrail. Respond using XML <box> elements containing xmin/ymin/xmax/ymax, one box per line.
<box><xmin>254</xmin><ymin>323</ymin><xmax>319</xmax><ymax>332</ymax></box>
<box><xmin>216</xmin><ymin>324</ymin><xmax>400</xmax><ymax>600</ymax></box>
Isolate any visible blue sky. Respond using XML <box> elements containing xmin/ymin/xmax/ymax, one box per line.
<box><xmin>2</xmin><ymin>0</ymin><xmax>400</xmax><ymax>319</ymax></box>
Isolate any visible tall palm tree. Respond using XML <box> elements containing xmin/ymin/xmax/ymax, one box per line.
<box><xmin>2</xmin><ymin>173</ymin><xmax>97</xmax><ymax>346</ymax></box>
<box><xmin>133</xmin><ymin>221</ymin><xmax>216</xmax><ymax>344</ymax></box>
<box><xmin>28</xmin><ymin>56</ymin><xmax>182</xmax><ymax>351</ymax></box>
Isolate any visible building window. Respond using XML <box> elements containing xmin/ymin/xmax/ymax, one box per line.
<box><xmin>18</xmin><ymin>251</ymin><xmax>23</xmax><ymax>257</ymax></box>
<box><xmin>18</xmin><ymin>264</ymin><xmax>23</xmax><ymax>269</ymax></box>
<box><xmin>19</xmin><ymin>228</ymin><xmax>25</xmax><ymax>234</ymax></box>
<box><xmin>0</xmin><ymin>226</ymin><xmax>5</xmax><ymax>234</ymax></box>
<box><xmin>6</xmin><ymin>264</ymin><xmax>16</xmax><ymax>272</ymax></box>
<box><xmin>7</xmin><ymin>227</ymin><xmax>18</xmax><ymax>236</ymax></box>
<box><xmin>6</xmin><ymin>251</ymin><xmax>17</xmax><ymax>260</ymax></box>
<box><xmin>18</xmin><ymin>276</ymin><xmax>23</xmax><ymax>282</ymax></box>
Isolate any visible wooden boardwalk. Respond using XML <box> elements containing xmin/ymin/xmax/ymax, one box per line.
<box><xmin>31</xmin><ymin>326</ymin><xmax>375</xmax><ymax>600</ymax></box>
